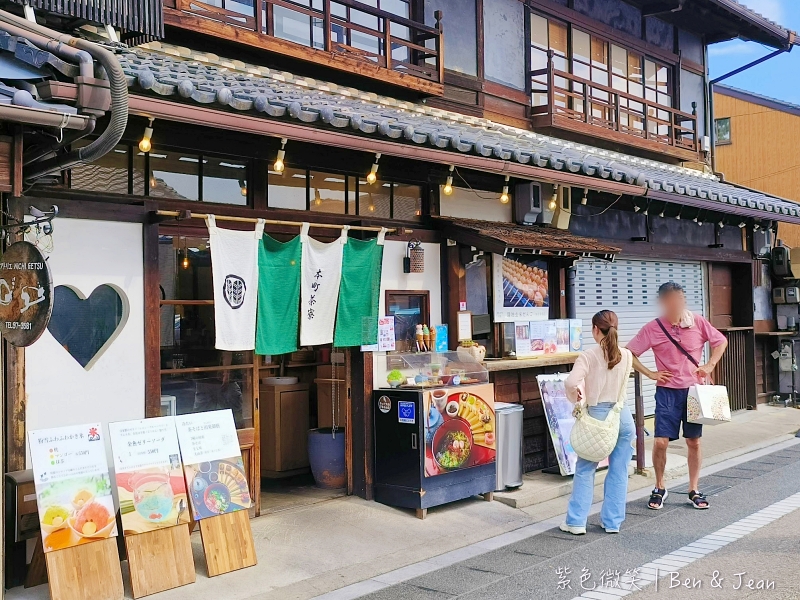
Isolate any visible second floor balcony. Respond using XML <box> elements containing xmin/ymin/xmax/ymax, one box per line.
<box><xmin>163</xmin><ymin>0</ymin><xmax>444</xmax><ymax>95</ymax></box>
<box><xmin>530</xmin><ymin>51</ymin><xmax>699</xmax><ymax>162</ymax></box>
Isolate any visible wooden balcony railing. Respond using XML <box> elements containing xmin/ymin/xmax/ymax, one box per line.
<box><xmin>530</xmin><ymin>53</ymin><xmax>699</xmax><ymax>159</ymax></box>
<box><xmin>172</xmin><ymin>0</ymin><xmax>444</xmax><ymax>86</ymax></box>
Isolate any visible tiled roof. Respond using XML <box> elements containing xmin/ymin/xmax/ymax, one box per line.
<box><xmin>117</xmin><ymin>42</ymin><xmax>800</xmax><ymax>221</ymax></box>
<box><xmin>433</xmin><ymin>217</ymin><xmax>619</xmax><ymax>258</ymax></box>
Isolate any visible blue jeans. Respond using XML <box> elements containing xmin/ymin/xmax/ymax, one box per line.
<box><xmin>566</xmin><ymin>403</ymin><xmax>635</xmax><ymax>530</ymax></box>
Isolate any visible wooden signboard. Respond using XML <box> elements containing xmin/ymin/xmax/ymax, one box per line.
<box><xmin>126</xmin><ymin>525</ymin><xmax>195</xmax><ymax>596</ymax></box>
<box><xmin>0</xmin><ymin>240</ymin><xmax>53</xmax><ymax>346</ymax></box>
<box><xmin>199</xmin><ymin>510</ymin><xmax>256</xmax><ymax>576</ymax></box>
<box><xmin>45</xmin><ymin>537</ymin><xmax>123</xmax><ymax>600</ymax></box>
<box><xmin>176</xmin><ymin>410</ymin><xmax>257</xmax><ymax>577</ymax></box>
<box><xmin>108</xmin><ymin>417</ymin><xmax>195</xmax><ymax>597</ymax></box>
<box><xmin>28</xmin><ymin>423</ymin><xmax>122</xmax><ymax>600</ymax></box>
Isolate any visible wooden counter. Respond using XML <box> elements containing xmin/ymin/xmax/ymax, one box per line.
<box><xmin>483</xmin><ymin>353</ymin><xmax>579</xmax><ymax>372</ymax></box>
<box><xmin>486</xmin><ymin>354</ymin><xmax>578</xmax><ymax>473</ymax></box>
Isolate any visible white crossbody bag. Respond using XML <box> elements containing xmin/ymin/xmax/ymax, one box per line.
<box><xmin>569</xmin><ymin>349</ymin><xmax>632</xmax><ymax>463</ymax></box>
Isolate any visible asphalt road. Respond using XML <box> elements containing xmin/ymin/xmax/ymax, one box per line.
<box><xmin>358</xmin><ymin>444</ymin><xmax>800</xmax><ymax>600</ymax></box>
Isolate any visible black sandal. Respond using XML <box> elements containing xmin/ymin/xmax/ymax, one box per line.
<box><xmin>648</xmin><ymin>488</ymin><xmax>668</xmax><ymax>510</ymax></box>
<box><xmin>688</xmin><ymin>490</ymin><xmax>709</xmax><ymax>509</ymax></box>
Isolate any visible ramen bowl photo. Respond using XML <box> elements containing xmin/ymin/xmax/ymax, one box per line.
<box><xmin>432</xmin><ymin>419</ymin><xmax>473</xmax><ymax>471</ymax></box>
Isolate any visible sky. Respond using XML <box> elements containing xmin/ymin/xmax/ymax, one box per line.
<box><xmin>708</xmin><ymin>0</ymin><xmax>800</xmax><ymax>104</ymax></box>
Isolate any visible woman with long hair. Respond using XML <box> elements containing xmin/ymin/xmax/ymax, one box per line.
<box><xmin>560</xmin><ymin>310</ymin><xmax>635</xmax><ymax>535</ymax></box>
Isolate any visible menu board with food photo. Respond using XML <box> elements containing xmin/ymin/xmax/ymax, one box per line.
<box><xmin>493</xmin><ymin>254</ymin><xmax>549</xmax><ymax>322</ymax></box>
<box><xmin>108</xmin><ymin>417</ymin><xmax>190</xmax><ymax>535</ymax></box>
<box><xmin>423</xmin><ymin>383</ymin><xmax>496</xmax><ymax>477</ymax></box>
<box><xmin>28</xmin><ymin>423</ymin><xmax>118</xmax><ymax>552</ymax></box>
<box><xmin>537</xmin><ymin>375</ymin><xmax>610</xmax><ymax>476</ymax></box>
<box><xmin>175</xmin><ymin>410</ymin><xmax>252</xmax><ymax>520</ymax></box>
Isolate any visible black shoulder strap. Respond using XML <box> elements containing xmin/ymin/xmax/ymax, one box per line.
<box><xmin>655</xmin><ymin>318</ymin><xmax>700</xmax><ymax>367</ymax></box>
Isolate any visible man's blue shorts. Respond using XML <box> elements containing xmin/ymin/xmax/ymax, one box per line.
<box><xmin>654</xmin><ymin>387</ymin><xmax>703</xmax><ymax>441</ymax></box>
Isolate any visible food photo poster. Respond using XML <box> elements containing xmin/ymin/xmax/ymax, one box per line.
<box><xmin>493</xmin><ymin>254</ymin><xmax>549</xmax><ymax>322</ymax></box>
<box><xmin>423</xmin><ymin>383</ymin><xmax>496</xmax><ymax>478</ymax></box>
<box><xmin>175</xmin><ymin>409</ymin><xmax>252</xmax><ymax>520</ymax></box>
<box><xmin>108</xmin><ymin>416</ymin><xmax>190</xmax><ymax>534</ymax></box>
<box><xmin>28</xmin><ymin>423</ymin><xmax>118</xmax><ymax>552</ymax></box>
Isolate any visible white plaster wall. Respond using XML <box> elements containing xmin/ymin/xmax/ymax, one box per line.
<box><xmin>25</xmin><ymin>218</ymin><xmax>145</xmax><ymax>465</ymax></box>
<box><xmin>373</xmin><ymin>240</ymin><xmax>441</xmax><ymax>387</ymax></box>
<box><xmin>439</xmin><ymin>186</ymin><xmax>512</xmax><ymax>222</ymax></box>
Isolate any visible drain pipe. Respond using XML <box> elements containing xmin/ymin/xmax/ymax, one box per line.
<box><xmin>0</xmin><ymin>9</ymin><xmax>128</xmax><ymax>181</ymax></box>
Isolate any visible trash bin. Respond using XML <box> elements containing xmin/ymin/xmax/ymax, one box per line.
<box><xmin>495</xmin><ymin>402</ymin><xmax>524</xmax><ymax>491</ymax></box>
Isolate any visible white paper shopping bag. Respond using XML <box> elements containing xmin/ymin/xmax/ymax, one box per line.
<box><xmin>687</xmin><ymin>384</ymin><xmax>732</xmax><ymax>425</ymax></box>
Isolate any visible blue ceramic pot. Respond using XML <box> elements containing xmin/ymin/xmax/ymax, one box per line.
<box><xmin>308</xmin><ymin>428</ymin><xmax>346</xmax><ymax>489</ymax></box>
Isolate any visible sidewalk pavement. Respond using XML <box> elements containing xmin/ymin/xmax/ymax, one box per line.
<box><xmin>8</xmin><ymin>406</ymin><xmax>800</xmax><ymax>600</ymax></box>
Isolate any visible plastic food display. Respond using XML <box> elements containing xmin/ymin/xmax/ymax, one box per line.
<box><xmin>376</xmin><ymin>351</ymin><xmax>489</xmax><ymax>390</ymax></box>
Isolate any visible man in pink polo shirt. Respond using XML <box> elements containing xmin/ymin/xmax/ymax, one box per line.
<box><xmin>627</xmin><ymin>281</ymin><xmax>727</xmax><ymax>511</ymax></box>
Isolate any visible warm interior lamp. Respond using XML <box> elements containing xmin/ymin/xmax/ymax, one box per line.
<box><xmin>239</xmin><ymin>179</ymin><xmax>247</xmax><ymax>196</ymax></box>
<box><xmin>273</xmin><ymin>138</ymin><xmax>287</xmax><ymax>173</ymax></box>
<box><xmin>581</xmin><ymin>188</ymin><xmax>588</xmax><ymax>206</ymax></box>
<box><xmin>138</xmin><ymin>118</ymin><xmax>154</xmax><ymax>153</ymax></box>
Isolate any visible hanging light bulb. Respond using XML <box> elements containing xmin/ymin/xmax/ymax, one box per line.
<box><xmin>138</xmin><ymin>117</ymin><xmax>154</xmax><ymax>153</ymax></box>
<box><xmin>149</xmin><ymin>175</ymin><xmax>157</xmax><ymax>189</ymax></box>
<box><xmin>738</xmin><ymin>221</ymin><xmax>746</xmax><ymax>228</ymax></box>
<box><xmin>642</xmin><ymin>201</ymin><xmax>650</xmax><ymax>216</ymax></box>
<box><xmin>499</xmin><ymin>175</ymin><xmax>510</xmax><ymax>204</ymax></box>
<box><xmin>549</xmin><ymin>185</ymin><xmax>558</xmax><ymax>210</ymax></box>
<box><xmin>634</xmin><ymin>203</ymin><xmax>641</xmax><ymax>212</ymax></box>
<box><xmin>675</xmin><ymin>207</ymin><xmax>682</xmax><ymax>220</ymax></box>
<box><xmin>659</xmin><ymin>204</ymin><xmax>666</xmax><ymax>218</ymax></box>
<box><xmin>273</xmin><ymin>138</ymin><xmax>288</xmax><ymax>173</ymax></box>
<box><xmin>366</xmin><ymin>152</ymin><xmax>381</xmax><ymax>184</ymax></box>
<box><xmin>239</xmin><ymin>179</ymin><xmax>247</xmax><ymax>197</ymax></box>
<box><xmin>718</xmin><ymin>220</ymin><xmax>725</xmax><ymax>228</ymax></box>
<box><xmin>181</xmin><ymin>239</ymin><xmax>190</xmax><ymax>270</ymax></box>
<box><xmin>581</xmin><ymin>188</ymin><xmax>588</xmax><ymax>206</ymax></box>
<box><xmin>443</xmin><ymin>165</ymin><xmax>454</xmax><ymax>196</ymax></box>
<box><xmin>314</xmin><ymin>189</ymin><xmax>322</xmax><ymax>206</ymax></box>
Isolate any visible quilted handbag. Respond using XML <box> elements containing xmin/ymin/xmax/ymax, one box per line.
<box><xmin>569</xmin><ymin>349</ymin><xmax>632</xmax><ymax>463</ymax></box>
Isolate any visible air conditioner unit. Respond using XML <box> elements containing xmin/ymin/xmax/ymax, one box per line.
<box><xmin>551</xmin><ymin>186</ymin><xmax>572</xmax><ymax>230</ymax></box>
<box><xmin>513</xmin><ymin>182</ymin><xmax>542</xmax><ymax>225</ymax></box>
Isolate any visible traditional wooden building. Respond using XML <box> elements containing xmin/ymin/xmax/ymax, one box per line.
<box><xmin>1</xmin><ymin>0</ymin><xmax>799</xmax><ymax>562</ymax></box>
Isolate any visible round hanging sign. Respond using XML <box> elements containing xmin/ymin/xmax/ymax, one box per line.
<box><xmin>0</xmin><ymin>241</ymin><xmax>53</xmax><ymax>347</ymax></box>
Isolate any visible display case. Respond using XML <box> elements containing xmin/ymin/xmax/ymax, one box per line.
<box><xmin>373</xmin><ymin>352</ymin><xmax>496</xmax><ymax>518</ymax></box>
<box><xmin>376</xmin><ymin>350</ymin><xmax>489</xmax><ymax>389</ymax></box>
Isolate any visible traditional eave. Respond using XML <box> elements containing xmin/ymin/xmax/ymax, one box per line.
<box><xmin>433</xmin><ymin>217</ymin><xmax>620</xmax><ymax>260</ymax></box>
<box><xmin>112</xmin><ymin>42</ymin><xmax>800</xmax><ymax>225</ymax></box>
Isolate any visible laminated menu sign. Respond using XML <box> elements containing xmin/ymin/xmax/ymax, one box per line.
<box><xmin>175</xmin><ymin>410</ymin><xmax>252</xmax><ymax>520</ymax></box>
<box><xmin>28</xmin><ymin>423</ymin><xmax>118</xmax><ymax>552</ymax></box>
<box><xmin>108</xmin><ymin>417</ymin><xmax>190</xmax><ymax>535</ymax></box>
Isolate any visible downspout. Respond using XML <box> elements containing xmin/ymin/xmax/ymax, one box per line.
<box><xmin>0</xmin><ymin>9</ymin><xmax>128</xmax><ymax>181</ymax></box>
<box><xmin>709</xmin><ymin>43</ymin><xmax>793</xmax><ymax>173</ymax></box>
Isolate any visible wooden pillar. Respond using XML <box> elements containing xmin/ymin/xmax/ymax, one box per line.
<box><xmin>349</xmin><ymin>350</ymin><xmax>374</xmax><ymax>499</ymax></box>
<box><xmin>143</xmin><ymin>201</ymin><xmax>162</xmax><ymax>418</ymax></box>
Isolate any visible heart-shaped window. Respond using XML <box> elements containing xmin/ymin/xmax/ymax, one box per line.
<box><xmin>47</xmin><ymin>284</ymin><xmax>129</xmax><ymax>369</ymax></box>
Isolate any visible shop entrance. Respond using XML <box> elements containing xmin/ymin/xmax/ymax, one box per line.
<box><xmin>157</xmin><ymin>232</ymin><xmax>348</xmax><ymax>517</ymax></box>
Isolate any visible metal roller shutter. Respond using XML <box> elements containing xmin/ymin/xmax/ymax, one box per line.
<box><xmin>574</xmin><ymin>258</ymin><xmax>707</xmax><ymax>416</ymax></box>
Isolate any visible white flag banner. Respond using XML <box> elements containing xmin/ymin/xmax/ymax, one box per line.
<box><xmin>300</xmin><ymin>224</ymin><xmax>347</xmax><ymax>346</ymax></box>
<box><xmin>207</xmin><ymin>215</ymin><xmax>265</xmax><ymax>351</ymax></box>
